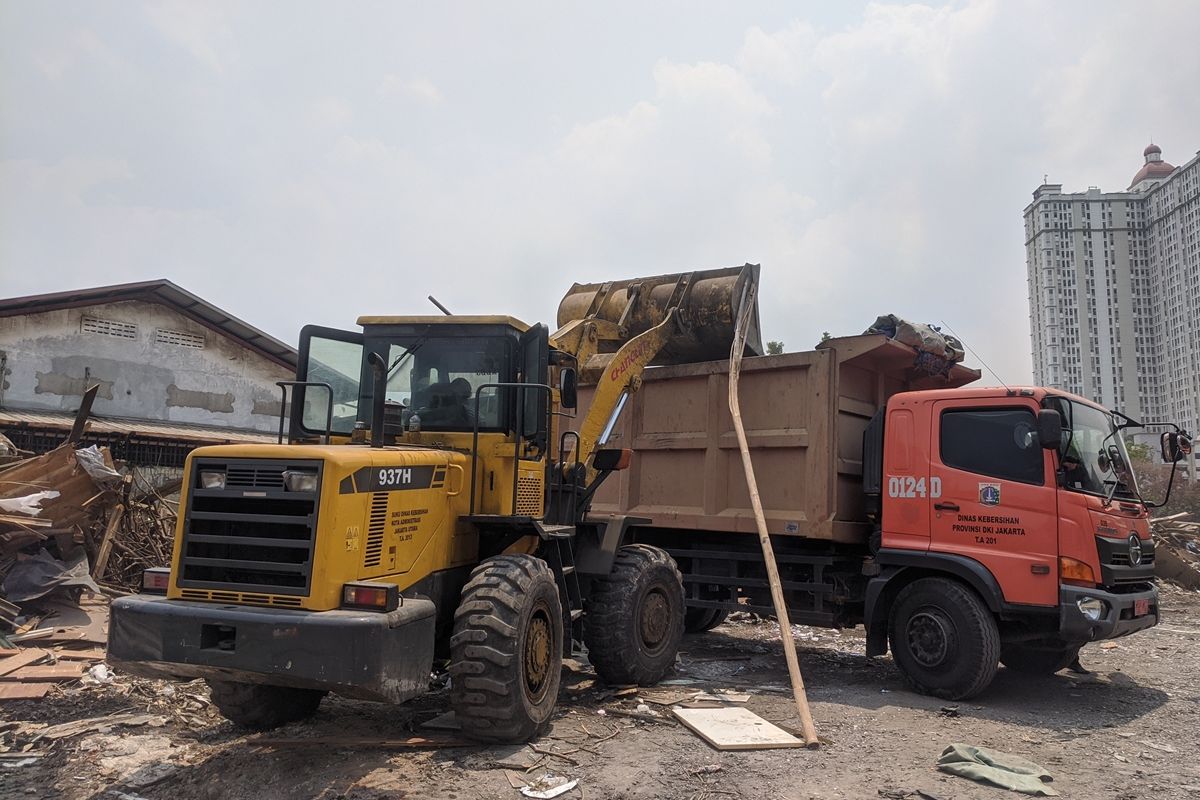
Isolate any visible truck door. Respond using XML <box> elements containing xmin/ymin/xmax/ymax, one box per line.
<box><xmin>928</xmin><ymin>401</ymin><xmax>1058</xmax><ymax>607</ymax></box>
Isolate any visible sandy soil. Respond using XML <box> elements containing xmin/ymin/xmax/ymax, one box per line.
<box><xmin>3</xmin><ymin>585</ymin><xmax>1198</xmax><ymax>800</ymax></box>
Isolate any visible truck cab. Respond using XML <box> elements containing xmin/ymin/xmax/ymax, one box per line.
<box><xmin>868</xmin><ymin>386</ymin><xmax>1162</xmax><ymax>695</ymax></box>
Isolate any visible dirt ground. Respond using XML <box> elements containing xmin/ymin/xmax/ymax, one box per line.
<box><xmin>3</xmin><ymin>585</ymin><xmax>1199</xmax><ymax>800</ymax></box>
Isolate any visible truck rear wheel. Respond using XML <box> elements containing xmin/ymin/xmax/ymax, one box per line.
<box><xmin>1000</xmin><ymin>643</ymin><xmax>1081</xmax><ymax>675</ymax></box>
<box><xmin>585</xmin><ymin>544</ymin><xmax>684</xmax><ymax>685</ymax></box>
<box><xmin>206</xmin><ymin>681</ymin><xmax>325</xmax><ymax>730</ymax></box>
<box><xmin>888</xmin><ymin>578</ymin><xmax>1000</xmax><ymax>700</ymax></box>
<box><xmin>684</xmin><ymin>607</ymin><xmax>730</xmax><ymax>633</ymax></box>
<box><xmin>449</xmin><ymin>554</ymin><xmax>563</xmax><ymax>743</ymax></box>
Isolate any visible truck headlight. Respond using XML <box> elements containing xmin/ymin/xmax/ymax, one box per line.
<box><xmin>282</xmin><ymin>469</ymin><xmax>318</xmax><ymax>493</ymax></box>
<box><xmin>1076</xmin><ymin>596</ymin><xmax>1107</xmax><ymax>622</ymax></box>
<box><xmin>199</xmin><ymin>470</ymin><xmax>226</xmax><ymax>490</ymax></box>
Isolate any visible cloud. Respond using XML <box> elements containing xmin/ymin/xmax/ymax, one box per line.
<box><xmin>378</xmin><ymin>75</ymin><xmax>444</xmax><ymax>104</ymax></box>
<box><xmin>3</xmin><ymin>1</ymin><xmax>1200</xmax><ymax>389</ymax></box>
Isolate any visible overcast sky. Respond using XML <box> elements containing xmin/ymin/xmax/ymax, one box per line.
<box><xmin>2</xmin><ymin>1</ymin><xmax>1198</xmax><ymax>384</ymax></box>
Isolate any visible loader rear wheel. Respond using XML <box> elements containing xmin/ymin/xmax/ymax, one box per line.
<box><xmin>888</xmin><ymin>577</ymin><xmax>1000</xmax><ymax>700</ymax></box>
<box><xmin>585</xmin><ymin>544</ymin><xmax>684</xmax><ymax>686</ymax></box>
<box><xmin>206</xmin><ymin>681</ymin><xmax>325</xmax><ymax>730</ymax></box>
<box><xmin>1000</xmin><ymin>643</ymin><xmax>1081</xmax><ymax>675</ymax></box>
<box><xmin>449</xmin><ymin>554</ymin><xmax>563</xmax><ymax>743</ymax></box>
<box><xmin>684</xmin><ymin>607</ymin><xmax>730</xmax><ymax>633</ymax></box>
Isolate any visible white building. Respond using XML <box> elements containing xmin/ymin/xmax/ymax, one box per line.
<box><xmin>1025</xmin><ymin>144</ymin><xmax>1200</xmax><ymax>435</ymax></box>
<box><xmin>0</xmin><ymin>280</ymin><xmax>297</xmax><ymax>464</ymax></box>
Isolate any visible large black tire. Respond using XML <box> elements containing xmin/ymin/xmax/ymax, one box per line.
<box><xmin>206</xmin><ymin>681</ymin><xmax>325</xmax><ymax>730</ymax></box>
<box><xmin>449</xmin><ymin>555</ymin><xmax>563</xmax><ymax>743</ymax></box>
<box><xmin>684</xmin><ymin>607</ymin><xmax>730</xmax><ymax>633</ymax></box>
<box><xmin>888</xmin><ymin>578</ymin><xmax>1000</xmax><ymax>700</ymax></box>
<box><xmin>1001</xmin><ymin>643</ymin><xmax>1082</xmax><ymax>675</ymax></box>
<box><xmin>585</xmin><ymin>544</ymin><xmax>684</xmax><ymax>686</ymax></box>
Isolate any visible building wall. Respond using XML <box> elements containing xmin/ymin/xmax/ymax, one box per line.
<box><xmin>0</xmin><ymin>299</ymin><xmax>293</xmax><ymax>432</ymax></box>
<box><xmin>1147</xmin><ymin>156</ymin><xmax>1200</xmax><ymax>434</ymax></box>
<box><xmin>1024</xmin><ymin>186</ymin><xmax>1149</xmax><ymax>419</ymax></box>
<box><xmin>1026</xmin><ymin>148</ymin><xmax>1200</xmax><ymax>434</ymax></box>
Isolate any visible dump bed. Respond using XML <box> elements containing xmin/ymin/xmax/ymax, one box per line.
<box><xmin>578</xmin><ymin>334</ymin><xmax>980</xmax><ymax>544</ymax></box>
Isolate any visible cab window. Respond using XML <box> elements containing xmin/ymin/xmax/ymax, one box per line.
<box><xmin>940</xmin><ymin>408</ymin><xmax>1044</xmax><ymax>485</ymax></box>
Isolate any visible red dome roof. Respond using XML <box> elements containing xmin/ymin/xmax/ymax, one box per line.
<box><xmin>1130</xmin><ymin>143</ymin><xmax>1175</xmax><ymax>187</ymax></box>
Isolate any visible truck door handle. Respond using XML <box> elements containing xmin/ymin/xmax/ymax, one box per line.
<box><xmin>934</xmin><ymin>502</ymin><xmax>960</xmax><ymax>512</ymax></box>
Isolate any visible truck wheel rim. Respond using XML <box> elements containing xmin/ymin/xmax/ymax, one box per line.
<box><xmin>639</xmin><ymin>589</ymin><xmax>671</xmax><ymax>654</ymax></box>
<box><xmin>524</xmin><ymin>603</ymin><xmax>553</xmax><ymax>702</ymax></box>
<box><xmin>906</xmin><ymin>608</ymin><xmax>954</xmax><ymax>668</ymax></box>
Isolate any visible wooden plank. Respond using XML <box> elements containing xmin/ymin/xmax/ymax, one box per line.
<box><xmin>672</xmin><ymin>707</ymin><xmax>805</xmax><ymax>751</ymax></box>
<box><xmin>0</xmin><ymin>683</ymin><xmax>52</xmax><ymax>700</ymax></box>
<box><xmin>92</xmin><ymin>502</ymin><xmax>125</xmax><ymax>579</ymax></box>
<box><xmin>0</xmin><ymin>648</ymin><xmax>49</xmax><ymax>677</ymax></box>
<box><xmin>0</xmin><ymin>662</ymin><xmax>85</xmax><ymax>682</ymax></box>
<box><xmin>51</xmin><ymin>647</ymin><xmax>107</xmax><ymax>661</ymax></box>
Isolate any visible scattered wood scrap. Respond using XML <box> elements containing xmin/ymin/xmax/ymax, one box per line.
<box><xmin>1151</xmin><ymin>516</ymin><xmax>1200</xmax><ymax>590</ymax></box>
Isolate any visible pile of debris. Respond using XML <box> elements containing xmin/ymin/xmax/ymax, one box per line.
<box><xmin>0</xmin><ymin>436</ymin><xmax>179</xmax><ymax>705</ymax></box>
<box><xmin>1150</xmin><ymin>514</ymin><xmax>1200</xmax><ymax>590</ymax></box>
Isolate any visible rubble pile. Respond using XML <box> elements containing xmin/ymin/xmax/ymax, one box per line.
<box><xmin>0</xmin><ymin>441</ymin><xmax>178</xmax><ymax>706</ymax></box>
<box><xmin>1150</xmin><ymin>514</ymin><xmax>1200</xmax><ymax>590</ymax></box>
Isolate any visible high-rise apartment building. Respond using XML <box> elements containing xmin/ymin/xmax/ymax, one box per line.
<box><xmin>1025</xmin><ymin>144</ymin><xmax>1200</xmax><ymax>435</ymax></box>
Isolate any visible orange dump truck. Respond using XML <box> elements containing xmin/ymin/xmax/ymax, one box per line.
<box><xmin>580</xmin><ymin>333</ymin><xmax>1185</xmax><ymax>699</ymax></box>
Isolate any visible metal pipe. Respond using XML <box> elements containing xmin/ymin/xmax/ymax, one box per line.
<box><xmin>366</xmin><ymin>353</ymin><xmax>387</xmax><ymax>448</ymax></box>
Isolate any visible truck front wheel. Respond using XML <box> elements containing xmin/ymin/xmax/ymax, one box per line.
<box><xmin>206</xmin><ymin>681</ymin><xmax>325</xmax><ymax>730</ymax></box>
<box><xmin>449</xmin><ymin>554</ymin><xmax>563</xmax><ymax>743</ymax></box>
<box><xmin>585</xmin><ymin>544</ymin><xmax>684</xmax><ymax>685</ymax></box>
<box><xmin>888</xmin><ymin>578</ymin><xmax>1000</xmax><ymax>700</ymax></box>
<box><xmin>1000</xmin><ymin>643</ymin><xmax>1081</xmax><ymax>675</ymax></box>
<box><xmin>684</xmin><ymin>607</ymin><xmax>730</xmax><ymax>633</ymax></box>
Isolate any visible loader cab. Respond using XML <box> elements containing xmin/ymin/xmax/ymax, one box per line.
<box><xmin>290</xmin><ymin>316</ymin><xmax>550</xmax><ymax>447</ymax></box>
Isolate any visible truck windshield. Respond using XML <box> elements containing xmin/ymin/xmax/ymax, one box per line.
<box><xmin>1046</xmin><ymin>397</ymin><xmax>1140</xmax><ymax>502</ymax></box>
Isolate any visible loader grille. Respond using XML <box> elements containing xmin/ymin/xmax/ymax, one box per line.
<box><xmin>178</xmin><ymin>458</ymin><xmax>322</xmax><ymax>596</ymax></box>
<box><xmin>515</xmin><ymin>474</ymin><xmax>543</xmax><ymax>516</ymax></box>
<box><xmin>363</xmin><ymin>492</ymin><xmax>388</xmax><ymax>568</ymax></box>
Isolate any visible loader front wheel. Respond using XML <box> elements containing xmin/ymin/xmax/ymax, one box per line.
<box><xmin>585</xmin><ymin>544</ymin><xmax>684</xmax><ymax>685</ymax></box>
<box><xmin>888</xmin><ymin>577</ymin><xmax>1000</xmax><ymax>700</ymax></box>
<box><xmin>206</xmin><ymin>681</ymin><xmax>325</xmax><ymax>730</ymax></box>
<box><xmin>449</xmin><ymin>554</ymin><xmax>563</xmax><ymax>743</ymax></box>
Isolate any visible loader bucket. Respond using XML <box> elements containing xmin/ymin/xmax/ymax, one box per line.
<box><xmin>556</xmin><ymin>263</ymin><xmax>763</xmax><ymax>366</ymax></box>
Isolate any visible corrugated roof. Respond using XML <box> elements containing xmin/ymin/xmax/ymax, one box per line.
<box><xmin>0</xmin><ymin>279</ymin><xmax>297</xmax><ymax>370</ymax></box>
<box><xmin>0</xmin><ymin>408</ymin><xmax>277</xmax><ymax>445</ymax></box>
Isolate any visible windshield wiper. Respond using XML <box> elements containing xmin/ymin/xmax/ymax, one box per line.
<box><xmin>385</xmin><ymin>327</ymin><xmax>432</xmax><ymax>382</ymax></box>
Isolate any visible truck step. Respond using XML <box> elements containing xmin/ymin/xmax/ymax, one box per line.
<box><xmin>536</xmin><ymin>523</ymin><xmax>576</xmax><ymax>540</ymax></box>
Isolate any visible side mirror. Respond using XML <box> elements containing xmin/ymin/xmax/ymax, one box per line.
<box><xmin>559</xmin><ymin>367</ymin><xmax>578</xmax><ymax>410</ymax></box>
<box><xmin>1161</xmin><ymin>431</ymin><xmax>1192</xmax><ymax>463</ymax></box>
<box><xmin>1036</xmin><ymin>409</ymin><xmax>1062</xmax><ymax>451</ymax></box>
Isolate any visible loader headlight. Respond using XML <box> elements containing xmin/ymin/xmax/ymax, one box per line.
<box><xmin>199</xmin><ymin>470</ymin><xmax>226</xmax><ymax>490</ymax></box>
<box><xmin>1076</xmin><ymin>596</ymin><xmax>1107</xmax><ymax>622</ymax></box>
<box><xmin>282</xmin><ymin>469</ymin><xmax>319</xmax><ymax>493</ymax></box>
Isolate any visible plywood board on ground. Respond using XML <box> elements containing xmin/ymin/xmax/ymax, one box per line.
<box><xmin>0</xmin><ymin>648</ymin><xmax>49</xmax><ymax>677</ymax></box>
<box><xmin>672</xmin><ymin>706</ymin><xmax>804</xmax><ymax>750</ymax></box>
<box><xmin>0</xmin><ymin>683</ymin><xmax>52</xmax><ymax>700</ymax></box>
<box><xmin>0</xmin><ymin>662</ymin><xmax>85</xmax><ymax>682</ymax></box>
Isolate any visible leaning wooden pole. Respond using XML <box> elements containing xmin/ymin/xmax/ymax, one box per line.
<box><xmin>727</xmin><ymin>281</ymin><xmax>820</xmax><ymax>748</ymax></box>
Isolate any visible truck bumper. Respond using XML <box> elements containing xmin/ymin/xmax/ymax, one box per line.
<box><xmin>1059</xmin><ymin>584</ymin><xmax>1158</xmax><ymax>643</ymax></box>
<box><xmin>107</xmin><ymin>595</ymin><xmax>436</xmax><ymax>703</ymax></box>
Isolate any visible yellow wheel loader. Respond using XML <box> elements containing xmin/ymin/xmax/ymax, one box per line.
<box><xmin>107</xmin><ymin>265</ymin><xmax>761</xmax><ymax>741</ymax></box>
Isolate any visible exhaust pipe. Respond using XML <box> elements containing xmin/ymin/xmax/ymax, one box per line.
<box><xmin>367</xmin><ymin>352</ymin><xmax>387</xmax><ymax>448</ymax></box>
